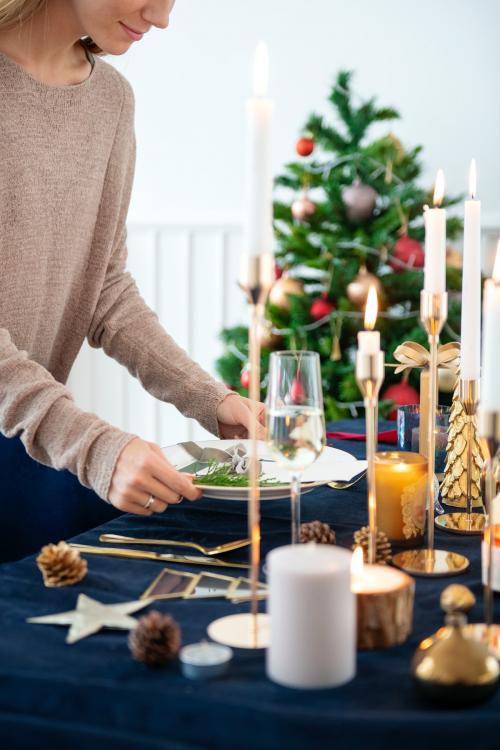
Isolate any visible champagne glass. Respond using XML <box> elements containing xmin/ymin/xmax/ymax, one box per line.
<box><xmin>266</xmin><ymin>351</ymin><xmax>326</xmax><ymax>543</ymax></box>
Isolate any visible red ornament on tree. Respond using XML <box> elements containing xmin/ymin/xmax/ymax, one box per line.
<box><xmin>310</xmin><ymin>293</ymin><xmax>335</xmax><ymax>321</ymax></box>
<box><xmin>240</xmin><ymin>368</ymin><xmax>251</xmax><ymax>390</ymax></box>
<box><xmin>274</xmin><ymin>263</ymin><xmax>284</xmax><ymax>280</ymax></box>
<box><xmin>296</xmin><ymin>136</ymin><xmax>315</xmax><ymax>157</ymax></box>
<box><xmin>382</xmin><ymin>380</ymin><xmax>419</xmax><ymax>421</ymax></box>
<box><xmin>390</xmin><ymin>235</ymin><xmax>424</xmax><ymax>273</ymax></box>
<box><xmin>290</xmin><ymin>376</ymin><xmax>306</xmax><ymax>405</ymax></box>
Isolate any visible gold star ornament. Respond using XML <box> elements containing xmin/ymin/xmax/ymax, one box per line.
<box><xmin>28</xmin><ymin>594</ymin><xmax>153</xmax><ymax>644</ymax></box>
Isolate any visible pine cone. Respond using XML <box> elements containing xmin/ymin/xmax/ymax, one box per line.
<box><xmin>36</xmin><ymin>541</ymin><xmax>88</xmax><ymax>587</ymax></box>
<box><xmin>129</xmin><ymin>611</ymin><xmax>181</xmax><ymax>667</ymax></box>
<box><xmin>300</xmin><ymin>521</ymin><xmax>336</xmax><ymax>545</ymax></box>
<box><xmin>352</xmin><ymin>526</ymin><xmax>392</xmax><ymax>564</ymax></box>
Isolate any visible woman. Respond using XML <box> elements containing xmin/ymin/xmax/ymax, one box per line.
<box><xmin>0</xmin><ymin>0</ymin><xmax>264</xmax><ymax>562</ymax></box>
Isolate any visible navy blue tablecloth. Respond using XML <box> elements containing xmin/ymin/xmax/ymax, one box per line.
<box><xmin>0</xmin><ymin>420</ymin><xmax>498</xmax><ymax>750</ymax></box>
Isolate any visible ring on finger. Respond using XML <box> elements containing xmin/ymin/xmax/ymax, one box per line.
<box><xmin>144</xmin><ymin>494</ymin><xmax>155</xmax><ymax>511</ymax></box>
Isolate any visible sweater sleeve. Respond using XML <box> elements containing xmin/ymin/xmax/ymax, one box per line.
<box><xmin>87</xmin><ymin>76</ymin><xmax>232</xmax><ymax>437</ymax></box>
<box><xmin>0</xmin><ymin>328</ymin><xmax>137</xmax><ymax>500</ymax></box>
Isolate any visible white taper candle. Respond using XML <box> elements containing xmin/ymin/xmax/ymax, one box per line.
<box><xmin>461</xmin><ymin>159</ymin><xmax>481</xmax><ymax>380</ymax></box>
<box><xmin>481</xmin><ymin>244</ymin><xmax>500</xmax><ymax>411</ymax></box>
<box><xmin>424</xmin><ymin>169</ymin><xmax>447</xmax><ymax>294</ymax></box>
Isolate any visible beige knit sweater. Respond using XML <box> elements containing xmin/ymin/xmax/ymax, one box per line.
<box><xmin>0</xmin><ymin>51</ymin><xmax>231</xmax><ymax>501</ymax></box>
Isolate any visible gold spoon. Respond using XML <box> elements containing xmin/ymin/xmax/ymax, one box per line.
<box><xmin>328</xmin><ymin>471</ymin><xmax>367</xmax><ymax>490</ymax></box>
<box><xmin>99</xmin><ymin>533</ymin><xmax>251</xmax><ymax>556</ymax></box>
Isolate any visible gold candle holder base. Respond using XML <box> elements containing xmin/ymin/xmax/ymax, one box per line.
<box><xmin>392</xmin><ymin>548</ymin><xmax>470</xmax><ymax>577</ymax></box>
<box><xmin>478</xmin><ymin>410</ymin><xmax>500</xmax><ymax>634</ymax></box>
<box><xmin>397</xmin><ymin>292</ymin><xmax>469</xmax><ymax>577</ymax></box>
<box><xmin>208</xmin><ymin>612</ymin><xmax>270</xmax><ymax>649</ymax></box>
<box><xmin>208</xmin><ymin>254</ymin><xmax>273</xmax><ymax>650</ymax></box>
<box><xmin>435</xmin><ymin>512</ymin><xmax>485</xmax><ymax>535</ymax></box>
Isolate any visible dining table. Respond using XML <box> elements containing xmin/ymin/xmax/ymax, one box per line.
<box><xmin>0</xmin><ymin>419</ymin><xmax>498</xmax><ymax>750</ymax></box>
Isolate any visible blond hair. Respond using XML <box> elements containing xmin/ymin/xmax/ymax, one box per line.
<box><xmin>0</xmin><ymin>0</ymin><xmax>102</xmax><ymax>53</ymax></box>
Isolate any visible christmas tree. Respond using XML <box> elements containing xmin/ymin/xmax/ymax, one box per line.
<box><xmin>217</xmin><ymin>71</ymin><xmax>463</xmax><ymax>419</ymax></box>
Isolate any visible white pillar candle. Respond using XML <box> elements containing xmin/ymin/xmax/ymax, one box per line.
<box><xmin>424</xmin><ymin>169</ymin><xmax>447</xmax><ymax>294</ymax></box>
<box><xmin>481</xmin><ymin>244</ymin><xmax>500</xmax><ymax>411</ymax></box>
<box><xmin>357</xmin><ymin>285</ymin><xmax>380</xmax><ymax>354</ymax></box>
<box><xmin>243</xmin><ymin>42</ymin><xmax>273</xmax><ymax>258</ymax></box>
<box><xmin>266</xmin><ymin>544</ymin><xmax>356</xmax><ymax>689</ymax></box>
<box><xmin>461</xmin><ymin>159</ymin><xmax>481</xmax><ymax>380</ymax></box>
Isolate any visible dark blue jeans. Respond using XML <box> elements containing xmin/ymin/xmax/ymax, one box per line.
<box><xmin>0</xmin><ymin>433</ymin><xmax>121</xmax><ymax>563</ymax></box>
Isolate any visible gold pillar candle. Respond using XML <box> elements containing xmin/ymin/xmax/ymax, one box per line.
<box><xmin>375</xmin><ymin>452</ymin><xmax>428</xmax><ymax>546</ymax></box>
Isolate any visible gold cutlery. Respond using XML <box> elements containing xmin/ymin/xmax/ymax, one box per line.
<box><xmin>328</xmin><ymin>471</ymin><xmax>367</xmax><ymax>490</ymax></box>
<box><xmin>98</xmin><ymin>533</ymin><xmax>251</xmax><ymax>556</ymax></box>
<box><xmin>69</xmin><ymin>543</ymin><xmax>249</xmax><ymax>569</ymax></box>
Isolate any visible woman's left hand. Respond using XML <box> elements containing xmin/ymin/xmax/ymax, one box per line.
<box><xmin>216</xmin><ymin>394</ymin><xmax>266</xmax><ymax>440</ymax></box>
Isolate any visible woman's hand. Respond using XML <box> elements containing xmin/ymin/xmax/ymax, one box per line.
<box><xmin>217</xmin><ymin>394</ymin><xmax>266</xmax><ymax>440</ymax></box>
<box><xmin>108</xmin><ymin>438</ymin><xmax>202</xmax><ymax>515</ymax></box>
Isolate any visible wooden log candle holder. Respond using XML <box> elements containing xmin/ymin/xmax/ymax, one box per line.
<box><xmin>352</xmin><ymin>548</ymin><xmax>415</xmax><ymax>649</ymax></box>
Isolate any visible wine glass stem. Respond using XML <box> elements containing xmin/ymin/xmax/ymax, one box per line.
<box><xmin>291</xmin><ymin>473</ymin><xmax>302</xmax><ymax>544</ymax></box>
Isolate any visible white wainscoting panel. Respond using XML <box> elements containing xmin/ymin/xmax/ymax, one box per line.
<box><xmin>68</xmin><ymin>222</ymin><xmax>500</xmax><ymax>446</ymax></box>
<box><xmin>67</xmin><ymin>224</ymin><xmax>246</xmax><ymax>446</ymax></box>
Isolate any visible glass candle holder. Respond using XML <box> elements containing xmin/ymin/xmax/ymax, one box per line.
<box><xmin>397</xmin><ymin>404</ymin><xmax>450</xmax><ymax>476</ymax></box>
<box><xmin>375</xmin><ymin>451</ymin><xmax>428</xmax><ymax>546</ymax></box>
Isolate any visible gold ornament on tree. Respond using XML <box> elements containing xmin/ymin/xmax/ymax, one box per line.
<box><xmin>438</xmin><ymin>366</ymin><xmax>457</xmax><ymax>394</ymax></box>
<box><xmin>36</xmin><ymin>541</ymin><xmax>88</xmax><ymax>588</ymax></box>
<box><xmin>330</xmin><ymin>317</ymin><xmax>343</xmax><ymax>361</ymax></box>
<box><xmin>259</xmin><ymin>319</ymin><xmax>281</xmax><ymax>349</ymax></box>
<box><xmin>268</xmin><ymin>275</ymin><xmax>304</xmax><ymax>311</ymax></box>
<box><xmin>346</xmin><ymin>266</ymin><xmax>382</xmax><ymax>307</ymax></box>
<box><xmin>441</xmin><ymin>380</ymin><xmax>484</xmax><ymax>509</ymax></box>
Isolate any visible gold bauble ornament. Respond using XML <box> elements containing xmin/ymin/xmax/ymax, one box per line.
<box><xmin>291</xmin><ymin>189</ymin><xmax>316</xmax><ymax>222</ymax></box>
<box><xmin>438</xmin><ymin>366</ymin><xmax>457</xmax><ymax>394</ymax></box>
<box><xmin>346</xmin><ymin>266</ymin><xmax>382</xmax><ymax>307</ymax></box>
<box><xmin>268</xmin><ymin>276</ymin><xmax>304</xmax><ymax>311</ymax></box>
<box><xmin>446</xmin><ymin>246</ymin><xmax>463</xmax><ymax>269</ymax></box>
<box><xmin>259</xmin><ymin>320</ymin><xmax>281</xmax><ymax>349</ymax></box>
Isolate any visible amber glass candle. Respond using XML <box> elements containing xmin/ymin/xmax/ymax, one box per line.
<box><xmin>375</xmin><ymin>452</ymin><xmax>428</xmax><ymax>546</ymax></box>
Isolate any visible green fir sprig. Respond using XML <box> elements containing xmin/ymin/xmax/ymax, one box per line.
<box><xmin>193</xmin><ymin>461</ymin><xmax>285</xmax><ymax>488</ymax></box>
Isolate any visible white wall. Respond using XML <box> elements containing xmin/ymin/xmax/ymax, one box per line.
<box><xmin>110</xmin><ymin>0</ymin><xmax>500</xmax><ymax>228</ymax></box>
<box><xmin>69</xmin><ymin>1</ymin><xmax>500</xmax><ymax>442</ymax></box>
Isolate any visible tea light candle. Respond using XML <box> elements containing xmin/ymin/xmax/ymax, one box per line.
<box><xmin>179</xmin><ymin>641</ymin><xmax>233</xmax><ymax>680</ymax></box>
<box><xmin>266</xmin><ymin>544</ymin><xmax>355</xmax><ymax>689</ymax></box>
<box><xmin>351</xmin><ymin>547</ymin><xmax>415</xmax><ymax>649</ymax></box>
<box><xmin>374</xmin><ymin>452</ymin><xmax>428</xmax><ymax>544</ymax></box>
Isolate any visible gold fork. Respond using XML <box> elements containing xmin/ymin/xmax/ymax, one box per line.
<box><xmin>99</xmin><ymin>533</ymin><xmax>251</xmax><ymax>556</ymax></box>
<box><xmin>328</xmin><ymin>471</ymin><xmax>367</xmax><ymax>490</ymax></box>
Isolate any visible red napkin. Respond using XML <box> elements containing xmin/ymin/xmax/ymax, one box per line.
<box><xmin>327</xmin><ymin>429</ymin><xmax>397</xmax><ymax>444</ymax></box>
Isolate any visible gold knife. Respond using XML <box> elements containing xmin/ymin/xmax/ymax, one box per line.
<box><xmin>69</xmin><ymin>543</ymin><xmax>249</xmax><ymax>569</ymax></box>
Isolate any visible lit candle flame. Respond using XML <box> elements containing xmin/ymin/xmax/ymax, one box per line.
<box><xmin>364</xmin><ymin>285</ymin><xmax>378</xmax><ymax>330</ymax></box>
<box><xmin>469</xmin><ymin>158</ymin><xmax>477</xmax><ymax>200</ymax></box>
<box><xmin>351</xmin><ymin>545</ymin><xmax>364</xmax><ymax>592</ymax></box>
<box><xmin>493</xmin><ymin>240</ymin><xmax>500</xmax><ymax>283</ymax></box>
<box><xmin>433</xmin><ymin>168</ymin><xmax>445</xmax><ymax>206</ymax></box>
<box><xmin>252</xmin><ymin>41</ymin><xmax>269</xmax><ymax>97</ymax></box>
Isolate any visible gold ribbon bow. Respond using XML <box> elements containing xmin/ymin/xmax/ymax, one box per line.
<box><xmin>392</xmin><ymin>341</ymin><xmax>460</xmax><ymax>374</ymax></box>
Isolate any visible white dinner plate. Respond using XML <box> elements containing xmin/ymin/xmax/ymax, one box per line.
<box><xmin>161</xmin><ymin>440</ymin><xmax>366</xmax><ymax>501</ymax></box>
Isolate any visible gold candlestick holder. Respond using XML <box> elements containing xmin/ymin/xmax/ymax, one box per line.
<box><xmin>478</xmin><ymin>411</ymin><xmax>500</xmax><ymax>636</ymax></box>
<box><xmin>207</xmin><ymin>254</ymin><xmax>274</xmax><ymax>650</ymax></box>
<box><xmin>436</xmin><ymin>379</ymin><xmax>485</xmax><ymax>535</ymax></box>
<box><xmin>393</xmin><ymin>291</ymin><xmax>470</xmax><ymax>577</ymax></box>
<box><xmin>356</xmin><ymin>350</ymin><xmax>384</xmax><ymax>563</ymax></box>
